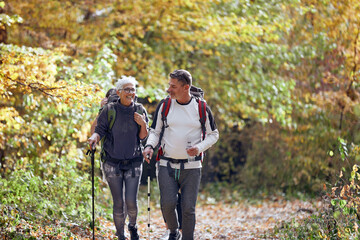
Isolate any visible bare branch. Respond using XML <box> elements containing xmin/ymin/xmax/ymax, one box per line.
<box><xmin>6</xmin><ymin>75</ymin><xmax>64</xmax><ymax>97</ymax></box>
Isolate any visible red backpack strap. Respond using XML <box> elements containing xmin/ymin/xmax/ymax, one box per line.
<box><xmin>198</xmin><ymin>99</ymin><xmax>207</xmax><ymax>140</ymax></box>
<box><xmin>161</xmin><ymin>97</ymin><xmax>171</xmax><ymax>125</ymax></box>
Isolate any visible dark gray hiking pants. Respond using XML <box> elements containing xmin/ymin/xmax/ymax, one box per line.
<box><xmin>104</xmin><ymin>162</ymin><xmax>142</xmax><ymax>237</ymax></box>
<box><xmin>158</xmin><ymin>166</ymin><xmax>201</xmax><ymax>240</ymax></box>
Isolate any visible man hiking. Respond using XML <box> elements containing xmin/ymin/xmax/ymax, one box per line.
<box><xmin>143</xmin><ymin>69</ymin><xmax>219</xmax><ymax>240</ymax></box>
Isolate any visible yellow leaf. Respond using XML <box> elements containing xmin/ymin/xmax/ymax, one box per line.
<box><xmin>340</xmin><ymin>185</ymin><xmax>348</xmax><ymax>198</ymax></box>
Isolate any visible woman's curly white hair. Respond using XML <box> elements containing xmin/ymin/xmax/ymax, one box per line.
<box><xmin>115</xmin><ymin>76</ymin><xmax>138</xmax><ymax>91</ymax></box>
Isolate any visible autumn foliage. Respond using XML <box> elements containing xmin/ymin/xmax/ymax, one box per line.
<box><xmin>1</xmin><ymin>0</ymin><xmax>360</xmax><ymax>239</ymax></box>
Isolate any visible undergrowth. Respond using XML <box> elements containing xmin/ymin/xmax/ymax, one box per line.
<box><xmin>271</xmin><ymin>138</ymin><xmax>360</xmax><ymax>239</ymax></box>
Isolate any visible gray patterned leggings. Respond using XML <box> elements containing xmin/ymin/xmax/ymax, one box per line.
<box><xmin>104</xmin><ymin>162</ymin><xmax>142</xmax><ymax>237</ymax></box>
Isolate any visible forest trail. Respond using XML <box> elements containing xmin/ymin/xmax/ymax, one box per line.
<box><xmin>95</xmin><ymin>198</ymin><xmax>321</xmax><ymax>240</ymax></box>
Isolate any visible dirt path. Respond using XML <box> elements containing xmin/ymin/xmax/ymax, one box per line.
<box><xmin>98</xmin><ymin>198</ymin><xmax>321</xmax><ymax>240</ymax></box>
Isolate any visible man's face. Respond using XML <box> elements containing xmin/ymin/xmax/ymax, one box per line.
<box><xmin>117</xmin><ymin>83</ymin><xmax>136</xmax><ymax>106</ymax></box>
<box><xmin>167</xmin><ymin>78</ymin><xmax>187</xmax><ymax>100</ymax></box>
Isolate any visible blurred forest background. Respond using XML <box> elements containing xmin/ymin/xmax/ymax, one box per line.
<box><xmin>1</xmin><ymin>0</ymin><xmax>360</xmax><ymax>239</ymax></box>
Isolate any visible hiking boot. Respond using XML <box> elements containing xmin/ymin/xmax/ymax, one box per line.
<box><xmin>128</xmin><ymin>224</ymin><xmax>139</xmax><ymax>240</ymax></box>
<box><xmin>168</xmin><ymin>229</ymin><xmax>181</xmax><ymax>240</ymax></box>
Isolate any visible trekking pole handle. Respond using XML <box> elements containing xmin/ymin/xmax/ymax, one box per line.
<box><xmin>91</xmin><ymin>143</ymin><xmax>96</xmax><ymax>151</ymax></box>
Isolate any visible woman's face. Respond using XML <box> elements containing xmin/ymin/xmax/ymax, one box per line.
<box><xmin>117</xmin><ymin>83</ymin><xmax>136</xmax><ymax>106</ymax></box>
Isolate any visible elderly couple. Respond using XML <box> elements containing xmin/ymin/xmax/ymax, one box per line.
<box><xmin>88</xmin><ymin>69</ymin><xmax>219</xmax><ymax>240</ymax></box>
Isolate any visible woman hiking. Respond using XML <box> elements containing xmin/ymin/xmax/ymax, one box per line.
<box><xmin>88</xmin><ymin>76</ymin><xmax>148</xmax><ymax>240</ymax></box>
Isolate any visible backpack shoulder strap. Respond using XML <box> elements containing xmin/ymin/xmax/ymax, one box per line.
<box><xmin>107</xmin><ymin>103</ymin><xmax>116</xmax><ymax>130</ymax></box>
<box><xmin>161</xmin><ymin>97</ymin><xmax>171</xmax><ymax>123</ymax></box>
<box><xmin>135</xmin><ymin>103</ymin><xmax>144</xmax><ymax>115</ymax></box>
<box><xmin>197</xmin><ymin>98</ymin><xmax>207</xmax><ymax>140</ymax></box>
<box><xmin>134</xmin><ymin>103</ymin><xmax>145</xmax><ymax>134</ymax></box>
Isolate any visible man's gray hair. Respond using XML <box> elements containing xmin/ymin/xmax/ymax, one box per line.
<box><xmin>115</xmin><ymin>76</ymin><xmax>139</xmax><ymax>91</ymax></box>
<box><xmin>169</xmin><ymin>69</ymin><xmax>192</xmax><ymax>86</ymax></box>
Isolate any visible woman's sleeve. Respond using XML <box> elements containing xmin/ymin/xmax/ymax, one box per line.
<box><xmin>94</xmin><ymin>105</ymin><xmax>110</xmax><ymax>140</ymax></box>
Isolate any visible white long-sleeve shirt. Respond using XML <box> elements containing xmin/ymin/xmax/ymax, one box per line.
<box><xmin>146</xmin><ymin>97</ymin><xmax>219</xmax><ymax>169</ymax></box>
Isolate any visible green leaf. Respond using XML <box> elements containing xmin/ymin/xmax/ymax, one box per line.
<box><xmin>342</xmin><ymin>206</ymin><xmax>350</xmax><ymax>215</ymax></box>
<box><xmin>339</xmin><ymin>199</ymin><xmax>347</xmax><ymax>209</ymax></box>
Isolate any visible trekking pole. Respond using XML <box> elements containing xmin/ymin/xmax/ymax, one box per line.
<box><xmin>87</xmin><ymin>144</ymin><xmax>96</xmax><ymax>240</ymax></box>
<box><xmin>147</xmin><ymin>157</ymin><xmax>151</xmax><ymax>240</ymax></box>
